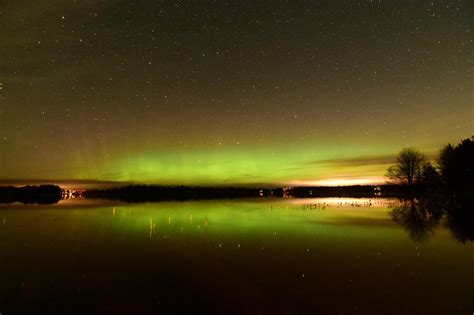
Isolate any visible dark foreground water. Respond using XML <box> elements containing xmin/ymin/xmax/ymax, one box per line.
<box><xmin>0</xmin><ymin>198</ymin><xmax>472</xmax><ymax>314</ymax></box>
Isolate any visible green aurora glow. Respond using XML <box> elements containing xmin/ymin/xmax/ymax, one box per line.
<box><xmin>79</xmin><ymin>142</ymin><xmax>394</xmax><ymax>185</ymax></box>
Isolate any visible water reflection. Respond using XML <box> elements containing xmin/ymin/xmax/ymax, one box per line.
<box><xmin>0</xmin><ymin>197</ymin><xmax>472</xmax><ymax>314</ymax></box>
<box><xmin>444</xmin><ymin>194</ymin><xmax>474</xmax><ymax>244</ymax></box>
<box><xmin>389</xmin><ymin>199</ymin><xmax>441</xmax><ymax>243</ymax></box>
<box><xmin>390</xmin><ymin>194</ymin><xmax>473</xmax><ymax>244</ymax></box>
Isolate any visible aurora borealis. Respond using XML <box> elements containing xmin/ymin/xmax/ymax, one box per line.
<box><xmin>0</xmin><ymin>1</ymin><xmax>471</xmax><ymax>186</ymax></box>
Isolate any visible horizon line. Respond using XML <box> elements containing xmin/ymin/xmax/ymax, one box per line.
<box><xmin>0</xmin><ymin>178</ymin><xmax>387</xmax><ymax>189</ymax></box>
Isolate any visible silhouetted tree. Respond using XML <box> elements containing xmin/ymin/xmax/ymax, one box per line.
<box><xmin>438</xmin><ymin>138</ymin><xmax>474</xmax><ymax>189</ymax></box>
<box><xmin>386</xmin><ymin>148</ymin><xmax>431</xmax><ymax>186</ymax></box>
<box><xmin>420</xmin><ymin>163</ymin><xmax>440</xmax><ymax>186</ymax></box>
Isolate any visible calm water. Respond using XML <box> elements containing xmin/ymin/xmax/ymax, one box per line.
<box><xmin>0</xmin><ymin>198</ymin><xmax>472</xmax><ymax>314</ymax></box>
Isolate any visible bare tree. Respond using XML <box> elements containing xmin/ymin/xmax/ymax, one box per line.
<box><xmin>386</xmin><ymin>148</ymin><xmax>428</xmax><ymax>186</ymax></box>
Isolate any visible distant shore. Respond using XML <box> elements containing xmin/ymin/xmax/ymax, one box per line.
<box><xmin>0</xmin><ymin>185</ymin><xmax>63</xmax><ymax>204</ymax></box>
<box><xmin>0</xmin><ymin>183</ymin><xmax>427</xmax><ymax>204</ymax></box>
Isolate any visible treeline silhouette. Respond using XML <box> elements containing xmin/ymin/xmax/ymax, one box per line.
<box><xmin>438</xmin><ymin>138</ymin><xmax>473</xmax><ymax>190</ymax></box>
<box><xmin>386</xmin><ymin>138</ymin><xmax>473</xmax><ymax>196</ymax></box>
<box><xmin>288</xmin><ymin>185</ymin><xmax>404</xmax><ymax>198</ymax></box>
<box><xmin>0</xmin><ymin>183</ymin><xmax>443</xmax><ymax>204</ymax></box>
<box><xmin>84</xmin><ymin>185</ymin><xmax>406</xmax><ymax>202</ymax></box>
<box><xmin>84</xmin><ymin>185</ymin><xmax>284</xmax><ymax>202</ymax></box>
<box><xmin>0</xmin><ymin>185</ymin><xmax>62</xmax><ymax>204</ymax></box>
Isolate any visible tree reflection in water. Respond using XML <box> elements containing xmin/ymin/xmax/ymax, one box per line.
<box><xmin>445</xmin><ymin>193</ymin><xmax>474</xmax><ymax>244</ymax></box>
<box><xmin>390</xmin><ymin>199</ymin><xmax>441</xmax><ymax>243</ymax></box>
<box><xmin>390</xmin><ymin>193</ymin><xmax>473</xmax><ymax>244</ymax></box>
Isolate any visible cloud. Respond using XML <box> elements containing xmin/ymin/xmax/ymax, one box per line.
<box><xmin>305</xmin><ymin>154</ymin><xmax>396</xmax><ymax>168</ymax></box>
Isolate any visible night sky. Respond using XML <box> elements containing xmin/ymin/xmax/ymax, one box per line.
<box><xmin>0</xmin><ymin>1</ymin><xmax>471</xmax><ymax>186</ymax></box>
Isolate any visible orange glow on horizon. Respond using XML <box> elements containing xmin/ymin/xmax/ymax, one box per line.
<box><xmin>290</xmin><ymin>176</ymin><xmax>385</xmax><ymax>187</ymax></box>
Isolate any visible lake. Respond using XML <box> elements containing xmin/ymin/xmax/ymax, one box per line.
<box><xmin>0</xmin><ymin>197</ymin><xmax>472</xmax><ymax>314</ymax></box>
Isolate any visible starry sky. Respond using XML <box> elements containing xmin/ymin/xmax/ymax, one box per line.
<box><xmin>0</xmin><ymin>0</ymin><xmax>472</xmax><ymax>187</ymax></box>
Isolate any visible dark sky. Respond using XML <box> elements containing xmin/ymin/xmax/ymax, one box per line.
<box><xmin>0</xmin><ymin>0</ymin><xmax>472</xmax><ymax>186</ymax></box>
